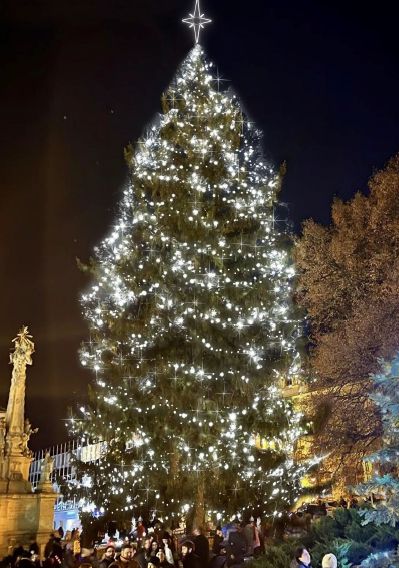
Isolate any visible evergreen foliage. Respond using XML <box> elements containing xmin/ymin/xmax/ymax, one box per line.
<box><xmin>251</xmin><ymin>544</ymin><xmax>293</xmax><ymax>568</ymax></box>
<box><xmin>68</xmin><ymin>46</ymin><xmax>305</xmax><ymax>523</ymax></box>
<box><xmin>333</xmin><ymin>540</ymin><xmax>352</xmax><ymax>568</ymax></box>
<box><xmin>360</xmin><ymin>550</ymin><xmax>398</xmax><ymax>568</ymax></box>
<box><xmin>253</xmin><ymin>509</ymin><xmax>399</xmax><ymax>568</ymax></box>
<box><xmin>356</xmin><ymin>353</ymin><xmax>399</xmax><ymax>526</ymax></box>
<box><xmin>304</xmin><ymin>510</ymin><xmax>399</xmax><ymax>564</ymax></box>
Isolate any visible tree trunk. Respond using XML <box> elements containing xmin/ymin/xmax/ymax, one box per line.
<box><xmin>186</xmin><ymin>476</ymin><xmax>205</xmax><ymax>533</ymax></box>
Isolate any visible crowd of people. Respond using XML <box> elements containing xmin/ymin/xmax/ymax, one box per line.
<box><xmin>0</xmin><ymin>517</ymin><xmax>345</xmax><ymax>568</ymax></box>
<box><xmin>1</xmin><ymin>518</ymin><xmax>265</xmax><ymax>568</ymax></box>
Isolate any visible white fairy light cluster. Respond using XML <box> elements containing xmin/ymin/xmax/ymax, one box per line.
<box><xmin>73</xmin><ymin>45</ymin><xmax>308</xmax><ymax>521</ymax></box>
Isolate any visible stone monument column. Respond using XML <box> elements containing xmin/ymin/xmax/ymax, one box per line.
<box><xmin>6</xmin><ymin>327</ymin><xmax>34</xmax><ymax>445</ymax></box>
<box><xmin>0</xmin><ymin>327</ymin><xmax>35</xmax><ymax>486</ymax></box>
<box><xmin>0</xmin><ymin>327</ymin><xmax>57</xmax><ymax>558</ymax></box>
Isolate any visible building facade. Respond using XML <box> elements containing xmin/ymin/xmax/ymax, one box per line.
<box><xmin>29</xmin><ymin>440</ymin><xmax>104</xmax><ymax>532</ymax></box>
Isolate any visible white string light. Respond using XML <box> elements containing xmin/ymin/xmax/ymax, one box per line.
<box><xmin>71</xmin><ymin>43</ymin><xmax>313</xmax><ymax>523</ymax></box>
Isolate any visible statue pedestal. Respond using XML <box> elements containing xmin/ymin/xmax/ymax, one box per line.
<box><xmin>0</xmin><ymin>453</ymin><xmax>32</xmax><ymax>489</ymax></box>
<box><xmin>0</xmin><ymin>491</ymin><xmax>57</xmax><ymax>558</ymax></box>
<box><xmin>0</xmin><ymin>459</ymin><xmax>57</xmax><ymax>557</ymax></box>
<box><xmin>0</xmin><ymin>478</ymin><xmax>32</xmax><ymax>494</ymax></box>
<box><xmin>37</xmin><ymin>481</ymin><xmax>55</xmax><ymax>494</ymax></box>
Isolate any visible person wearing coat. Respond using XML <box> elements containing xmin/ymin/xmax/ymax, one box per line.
<box><xmin>98</xmin><ymin>546</ymin><xmax>116</xmax><ymax>568</ymax></box>
<box><xmin>180</xmin><ymin>541</ymin><xmax>200</xmax><ymax>568</ymax></box>
<box><xmin>192</xmin><ymin>528</ymin><xmax>209</xmax><ymax>568</ymax></box>
<box><xmin>212</xmin><ymin>528</ymin><xmax>224</xmax><ymax>556</ymax></box>
<box><xmin>290</xmin><ymin>546</ymin><xmax>312</xmax><ymax>568</ymax></box>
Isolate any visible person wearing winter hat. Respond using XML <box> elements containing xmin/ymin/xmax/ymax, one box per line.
<box><xmin>321</xmin><ymin>554</ymin><xmax>337</xmax><ymax>568</ymax></box>
<box><xmin>160</xmin><ymin>534</ymin><xmax>175</xmax><ymax>566</ymax></box>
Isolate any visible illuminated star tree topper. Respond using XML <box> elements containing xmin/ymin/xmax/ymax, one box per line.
<box><xmin>182</xmin><ymin>0</ymin><xmax>212</xmax><ymax>44</ymax></box>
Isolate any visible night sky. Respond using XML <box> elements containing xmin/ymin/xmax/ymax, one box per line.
<box><xmin>0</xmin><ymin>0</ymin><xmax>398</xmax><ymax>450</ymax></box>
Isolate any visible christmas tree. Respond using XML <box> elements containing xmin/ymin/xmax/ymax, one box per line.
<box><xmin>70</xmin><ymin>13</ymin><xmax>306</xmax><ymax>525</ymax></box>
<box><xmin>356</xmin><ymin>353</ymin><xmax>399</xmax><ymax>527</ymax></box>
